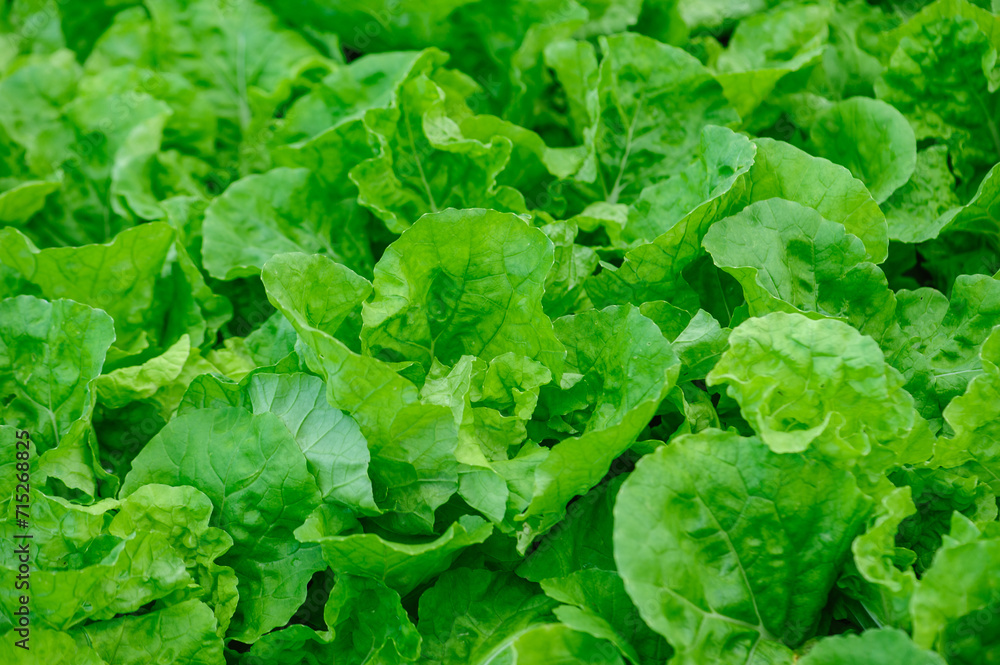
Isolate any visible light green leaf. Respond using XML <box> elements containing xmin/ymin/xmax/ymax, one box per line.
<box><xmin>0</xmin><ymin>626</ymin><xmax>106</xmax><ymax>665</ymax></box>
<box><xmin>273</xmin><ymin>50</ymin><xmax>442</xmax><ymax>145</ymax></box>
<box><xmin>350</xmin><ymin>70</ymin><xmax>519</xmax><ymax>232</ymax></box>
<box><xmin>883</xmin><ymin>146</ymin><xmax>960</xmax><ymax>244</ymax></box>
<box><xmin>362</xmin><ymin>208</ymin><xmax>565</xmax><ymax>377</ymax></box>
<box><xmin>936</xmin><ymin>327</ymin><xmax>1000</xmax><ymax>492</ymax></box>
<box><xmin>505</xmin><ymin>623</ymin><xmax>626</xmax><ymax>664</ymax></box>
<box><xmin>120</xmin><ymin>407</ymin><xmax>324</xmax><ymax>642</ymax></box>
<box><xmin>94</xmin><ymin>334</ymin><xmax>190</xmax><ymax>409</ymax></box>
<box><xmin>0</xmin><ymin>296</ymin><xmax>113</xmax><ymax>454</ymax></box>
<box><xmin>543</xmin><ymin>39</ymin><xmax>599</xmax><ymax>143</ymax></box>
<box><xmin>368</xmin><ymin>401</ymin><xmax>461</xmax><ymax>534</ymax></box>
<box><xmin>262</xmin><ymin>252</ymin><xmax>419</xmax><ymax>440</ymax></box>
<box><xmin>936</xmin><ymin>161</ymin><xmax>1000</xmax><ymax>238</ymax></box>
<box><xmin>582</xmin><ymin>33</ymin><xmax>738</xmax><ymax>204</ymax></box>
<box><xmin>0</xmin><ymin>493</ymin><xmax>190</xmax><ymax>631</ymax></box>
<box><xmin>71</xmin><ymin>599</ymin><xmax>225</xmax><ymax>665</ymax></box>
<box><xmin>246</xmin><ymin>574</ymin><xmax>421</xmax><ymax>665</ymax></box>
<box><xmin>703</xmin><ymin>198</ymin><xmax>896</xmax><ymax>340</ymax></box>
<box><xmin>542</xmin><ymin>569</ymin><xmax>672</xmax><ymax>665</ymax></box>
<box><xmin>667</xmin><ymin>308</ymin><xmax>731</xmax><ymax>382</ymax></box>
<box><xmin>614</xmin><ymin>429</ymin><xmax>871</xmax><ymax>664</ymax></box>
<box><xmin>739</xmin><ymin>139</ymin><xmax>889</xmax><ymax>264</ymax></box>
<box><xmin>0</xmin><ymin>180</ymin><xmax>60</xmax><ymax>225</ymax></box>
<box><xmin>881</xmin><ymin>276</ymin><xmax>1000</xmax><ymax>423</ymax></box>
<box><xmin>418</xmin><ymin>568</ymin><xmax>556</xmax><ymax>664</ymax></box>
<box><xmin>875</xmin><ymin>0</ymin><xmax>1000</xmax><ymax>177</ymax></box>
<box><xmin>808</xmin><ymin>97</ymin><xmax>916</xmax><ymax>203</ymax></box>
<box><xmin>244</xmin><ymin>372</ymin><xmax>378</xmax><ymax>514</ymax></box>
<box><xmin>621</xmin><ymin>125</ymin><xmax>756</xmax><ymax>246</ymax></box>
<box><xmin>840</xmin><ymin>487</ymin><xmax>918</xmax><ymax>629</ymax></box>
<box><xmin>587</xmin><ymin>137</ymin><xmax>887</xmax><ymax>313</ymax></box>
<box><xmin>518</xmin><ymin>475</ymin><xmax>624</xmax><ymax>583</ymax></box>
<box><xmin>0</xmin><ymin>296</ymin><xmax>114</xmax><ymax>496</ymax></box>
<box><xmin>109</xmin><ymin>484</ymin><xmax>238</xmax><ymax>635</ymax></box>
<box><xmin>202</xmin><ymin>167</ymin><xmax>372</xmax><ymax>280</ymax></box>
<box><xmin>799</xmin><ymin>628</ymin><xmax>947</xmax><ymax>665</ymax></box>
<box><xmin>707</xmin><ymin>313</ymin><xmax>927</xmax><ymax>471</ymax></box>
<box><xmin>0</xmin><ymin>224</ymin><xmax>173</xmax><ymax>358</ymax></box>
<box><xmin>295</xmin><ymin>514</ymin><xmax>492</xmax><ymax>596</ymax></box>
<box><xmin>713</xmin><ymin>3</ymin><xmax>829</xmax><ymax>121</ymax></box>
<box><xmin>519</xmin><ymin>306</ymin><xmax>679</xmax><ymax>545</ymax></box>
<box><xmin>911</xmin><ymin>514</ymin><xmax>1000</xmax><ymax>659</ymax></box>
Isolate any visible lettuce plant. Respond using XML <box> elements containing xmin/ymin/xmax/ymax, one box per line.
<box><xmin>0</xmin><ymin>0</ymin><xmax>999</xmax><ymax>663</ymax></box>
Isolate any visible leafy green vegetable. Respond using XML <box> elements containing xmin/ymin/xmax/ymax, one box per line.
<box><xmin>362</xmin><ymin>207</ymin><xmax>564</xmax><ymax>376</ymax></box>
<box><xmin>121</xmin><ymin>407</ymin><xmax>325</xmax><ymax>641</ymax></box>
<box><xmin>614</xmin><ymin>429</ymin><xmax>871</xmax><ymax>664</ymax></box>
<box><xmin>2</xmin><ymin>1</ymin><xmax>998</xmax><ymax>662</ymax></box>
<box><xmin>807</xmin><ymin>97</ymin><xmax>916</xmax><ymax>203</ymax></box>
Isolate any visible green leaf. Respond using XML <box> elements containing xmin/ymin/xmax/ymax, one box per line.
<box><xmin>707</xmin><ymin>312</ymin><xmax>928</xmax><ymax>471</ymax></box>
<box><xmin>936</xmin><ymin>327</ymin><xmax>1000</xmax><ymax>493</ymax></box>
<box><xmin>881</xmin><ymin>275</ymin><xmax>1000</xmax><ymax>423</ymax></box>
<box><xmin>362</xmin><ymin>208</ymin><xmax>565</xmax><ymax>377</ymax></box>
<box><xmin>120</xmin><ymin>407</ymin><xmax>324</xmax><ymax>642</ymax></box>
<box><xmin>94</xmin><ymin>334</ymin><xmax>191</xmax><ymax>409</ymax></box>
<box><xmin>243</xmin><ymin>372</ymin><xmax>378</xmax><ymax>514</ymax></box>
<box><xmin>458</xmin><ymin>113</ymin><xmax>585</xmax><ymax>215</ymax></box>
<box><xmin>586</xmin><ymin>137</ymin><xmax>888</xmax><ymax>313</ymax></box>
<box><xmin>883</xmin><ymin>146</ymin><xmax>960</xmax><ymax>244</ymax></box>
<box><xmin>0</xmin><ymin>180</ymin><xmax>60</xmax><ymax>225</ymax></box>
<box><xmin>262</xmin><ymin>251</ymin><xmax>418</xmax><ymax>436</ymax></box>
<box><xmin>875</xmin><ymin>0</ymin><xmax>1000</xmax><ymax>177</ymax></box>
<box><xmin>911</xmin><ymin>514</ymin><xmax>1000</xmax><ymax>660</ymax></box>
<box><xmin>108</xmin><ymin>484</ymin><xmax>238</xmax><ymax>635</ymax></box>
<box><xmin>0</xmin><ymin>224</ymin><xmax>173</xmax><ymax>358</ymax></box>
<box><xmin>500</xmin><ymin>623</ymin><xmax>626</xmax><ymax>664</ymax></box>
<box><xmin>0</xmin><ymin>295</ymin><xmax>114</xmax><ymax>496</ymax></box>
<box><xmin>667</xmin><ymin>308</ymin><xmax>732</xmax><ymax>382</ymax></box>
<box><xmin>581</xmin><ymin>33</ymin><xmax>738</xmax><ymax>204</ymax></box>
<box><xmin>738</xmin><ymin>139</ymin><xmax>889</xmax><ymax>264</ymax></box>
<box><xmin>0</xmin><ymin>493</ymin><xmax>190</xmax><ymax>631</ymax></box>
<box><xmin>543</xmin><ymin>39</ymin><xmax>599</xmax><ymax>143</ymax></box>
<box><xmin>518</xmin><ymin>475</ymin><xmax>624</xmax><ymax>582</ymax></box>
<box><xmin>614</xmin><ymin>429</ymin><xmax>871</xmax><ymax>663</ymax></box>
<box><xmin>350</xmin><ymin>69</ymin><xmax>520</xmax><ymax>232</ymax></box>
<box><xmin>703</xmin><ymin>198</ymin><xmax>896</xmax><ymax>340</ymax></box>
<box><xmin>519</xmin><ymin>305</ymin><xmax>679</xmax><ymax>545</ymax></box>
<box><xmin>808</xmin><ymin>97</ymin><xmax>916</xmax><ymax>203</ymax></box>
<box><xmin>446</xmin><ymin>0</ymin><xmax>588</xmax><ymax>128</ymax></box>
<box><xmin>368</xmin><ymin>401</ymin><xmax>461</xmax><ymax>534</ymax></box>
<box><xmin>799</xmin><ymin>628</ymin><xmax>947</xmax><ymax>665</ymax></box>
<box><xmin>262</xmin><ymin>253</ymin><xmax>445</xmax><ymax>529</ymax></box>
<box><xmin>0</xmin><ymin>627</ymin><xmax>106</xmax><ymax>665</ymax></box>
<box><xmin>621</xmin><ymin>125</ymin><xmax>756</xmax><ymax>246</ymax></box>
<box><xmin>892</xmin><ymin>465</ymin><xmax>998</xmax><ymax>574</ymax></box>
<box><xmin>202</xmin><ymin>167</ymin><xmax>372</xmax><ymax>280</ymax></box>
<box><xmin>268</xmin><ymin>0</ymin><xmax>474</xmax><ymax>51</ymax></box>
<box><xmin>840</xmin><ymin>486</ymin><xmax>918</xmax><ymax>629</ymax></box>
<box><xmin>542</xmin><ymin>569</ymin><xmax>672</xmax><ymax>665</ymax></box>
<box><xmin>935</xmin><ymin>161</ymin><xmax>1000</xmax><ymax>238</ymax></box>
<box><xmin>106</xmin><ymin>0</ymin><xmax>329</xmax><ymax>146</ymax></box>
<box><xmin>418</xmin><ymin>568</ymin><xmax>556</xmax><ymax>664</ymax></box>
<box><xmin>71</xmin><ymin>599</ymin><xmax>225</xmax><ymax>665</ymax></box>
<box><xmin>295</xmin><ymin>514</ymin><xmax>493</xmax><ymax>596</ymax></box>
<box><xmin>246</xmin><ymin>574</ymin><xmax>421</xmax><ymax>665</ymax></box>
<box><xmin>712</xmin><ymin>3</ymin><xmax>829</xmax><ymax>121</ymax></box>
<box><xmin>273</xmin><ymin>50</ymin><xmax>442</xmax><ymax>145</ymax></box>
